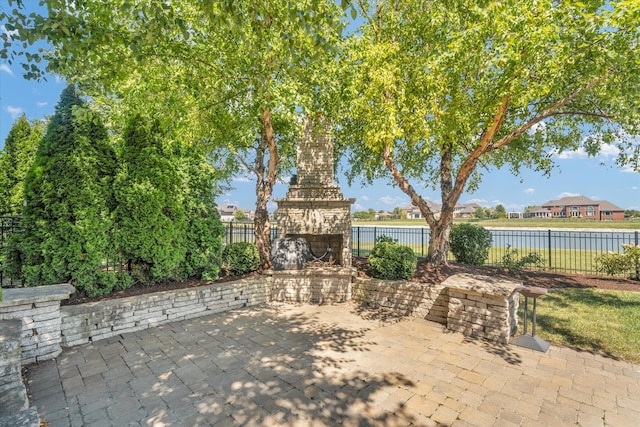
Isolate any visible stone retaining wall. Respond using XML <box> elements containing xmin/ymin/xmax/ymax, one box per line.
<box><xmin>60</xmin><ymin>278</ymin><xmax>270</xmax><ymax>347</ymax></box>
<box><xmin>0</xmin><ymin>319</ymin><xmax>40</xmax><ymax>427</ymax></box>
<box><xmin>351</xmin><ymin>278</ymin><xmax>449</xmax><ymax>324</ymax></box>
<box><xmin>0</xmin><ymin>284</ymin><xmax>75</xmax><ymax>363</ymax></box>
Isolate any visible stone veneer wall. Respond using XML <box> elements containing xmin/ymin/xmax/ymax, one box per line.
<box><xmin>0</xmin><ymin>318</ymin><xmax>41</xmax><ymax>427</ymax></box>
<box><xmin>443</xmin><ymin>274</ymin><xmax>521</xmax><ymax>344</ymax></box>
<box><xmin>0</xmin><ymin>284</ymin><xmax>75</xmax><ymax>364</ymax></box>
<box><xmin>352</xmin><ymin>278</ymin><xmax>450</xmax><ymax>324</ymax></box>
<box><xmin>60</xmin><ymin>278</ymin><xmax>270</xmax><ymax>347</ymax></box>
<box><xmin>269</xmin><ymin>268</ymin><xmax>355</xmax><ymax>304</ymax></box>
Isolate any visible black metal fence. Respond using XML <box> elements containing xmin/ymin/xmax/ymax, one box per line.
<box><xmin>224</xmin><ymin>223</ymin><xmax>639</xmax><ymax>276</ymax></box>
<box><xmin>351</xmin><ymin>226</ymin><xmax>639</xmax><ymax>276</ymax></box>
<box><xmin>2</xmin><ymin>216</ymin><xmax>639</xmax><ymax>282</ymax></box>
<box><xmin>0</xmin><ymin>216</ymin><xmax>22</xmax><ymax>286</ymax></box>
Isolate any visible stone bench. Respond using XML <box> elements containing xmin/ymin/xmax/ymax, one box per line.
<box><xmin>442</xmin><ymin>273</ymin><xmax>522</xmax><ymax>344</ymax></box>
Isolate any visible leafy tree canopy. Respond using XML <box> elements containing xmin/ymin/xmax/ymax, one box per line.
<box><xmin>339</xmin><ymin>0</ymin><xmax>640</xmax><ymax>264</ymax></box>
<box><xmin>0</xmin><ymin>0</ymin><xmax>346</xmax><ymax>268</ymax></box>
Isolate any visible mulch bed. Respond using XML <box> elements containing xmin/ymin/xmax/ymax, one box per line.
<box><xmin>62</xmin><ymin>257</ymin><xmax>639</xmax><ymax>306</ymax></box>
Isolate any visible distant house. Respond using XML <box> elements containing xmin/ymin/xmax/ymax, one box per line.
<box><xmin>402</xmin><ymin>201</ymin><xmax>441</xmax><ymax>220</ymax></box>
<box><xmin>453</xmin><ymin>203</ymin><xmax>482</xmax><ymax>219</ymax></box>
<box><xmin>240</xmin><ymin>209</ymin><xmax>255</xmax><ymax>221</ymax></box>
<box><xmin>529</xmin><ymin>195</ymin><xmax>625</xmax><ymax>221</ymax></box>
<box><xmin>217</xmin><ymin>204</ymin><xmax>238</xmax><ymax>222</ymax></box>
<box><xmin>375</xmin><ymin>212</ymin><xmax>393</xmax><ymax>221</ymax></box>
<box><xmin>526</xmin><ymin>205</ymin><xmax>552</xmax><ymax>218</ymax></box>
<box><xmin>401</xmin><ymin>201</ymin><xmax>485</xmax><ymax>219</ymax></box>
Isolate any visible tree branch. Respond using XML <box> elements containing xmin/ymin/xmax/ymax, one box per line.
<box><xmin>381</xmin><ymin>146</ymin><xmax>437</xmax><ymax>227</ymax></box>
<box><xmin>489</xmin><ymin>77</ymin><xmax>603</xmax><ymax>151</ymax></box>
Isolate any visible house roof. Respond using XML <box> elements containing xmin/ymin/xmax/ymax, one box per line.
<box><xmin>597</xmin><ymin>200</ymin><xmax>624</xmax><ymax>212</ymax></box>
<box><xmin>217</xmin><ymin>204</ymin><xmax>238</xmax><ymax>216</ymax></box>
<box><xmin>542</xmin><ymin>195</ymin><xmax>596</xmax><ymax>207</ymax></box>
<box><xmin>541</xmin><ymin>195</ymin><xmax>623</xmax><ymax>211</ymax></box>
<box><xmin>404</xmin><ymin>200</ymin><xmax>442</xmax><ymax>212</ymax></box>
<box><xmin>528</xmin><ymin>205</ymin><xmax>550</xmax><ymax>213</ymax></box>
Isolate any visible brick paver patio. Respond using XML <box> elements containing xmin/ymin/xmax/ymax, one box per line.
<box><xmin>25</xmin><ymin>302</ymin><xmax>640</xmax><ymax>426</ymax></box>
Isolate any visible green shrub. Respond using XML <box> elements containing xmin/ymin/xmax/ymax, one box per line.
<box><xmin>222</xmin><ymin>242</ymin><xmax>260</xmax><ymax>275</ymax></box>
<box><xmin>375</xmin><ymin>234</ymin><xmax>396</xmax><ymax>244</ymax></box>
<box><xmin>501</xmin><ymin>245</ymin><xmax>545</xmax><ymax>275</ymax></box>
<box><xmin>595</xmin><ymin>244</ymin><xmax>640</xmax><ymax>280</ymax></box>
<box><xmin>449</xmin><ymin>223</ymin><xmax>492</xmax><ymax>266</ymax></box>
<box><xmin>369</xmin><ymin>241</ymin><xmax>417</xmax><ymax>280</ymax></box>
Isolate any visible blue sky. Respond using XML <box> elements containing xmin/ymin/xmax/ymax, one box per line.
<box><xmin>2</xmin><ymin>26</ymin><xmax>639</xmax><ymax>214</ymax></box>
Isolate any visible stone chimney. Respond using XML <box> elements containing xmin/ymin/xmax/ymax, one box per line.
<box><xmin>274</xmin><ymin>117</ymin><xmax>355</xmax><ymax>266</ymax></box>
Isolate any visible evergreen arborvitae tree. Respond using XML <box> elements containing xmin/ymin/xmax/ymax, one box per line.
<box><xmin>175</xmin><ymin>145</ymin><xmax>224</xmax><ymax>281</ymax></box>
<box><xmin>0</xmin><ymin>115</ymin><xmax>45</xmax><ymax>215</ymax></box>
<box><xmin>18</xmin><ymin>85</ymin><xmax>119</xmax><ymax>296</ymax></box>
<box><xmin>113</xmin><ymin>115</ymin><xmax>187</xmax><ymax>282</ymax></box>
<box><xmin>114</xmin><ymin>115</ymin><xmax>224</xmax><ymax>282</ymax></box>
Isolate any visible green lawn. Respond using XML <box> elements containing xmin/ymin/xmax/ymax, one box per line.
<box><xmin>519</xmin><ymin>289</ymin><xmax>640</xmax><ymax>363</ymax></box>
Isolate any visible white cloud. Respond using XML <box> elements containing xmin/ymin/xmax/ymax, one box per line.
<box><xmin>553</xmin><ymin>139</ymin><xmax>621</xmax><ymax>161</ymax></box>
<box><xmin>465</xmin><ymin>198</ymin><xmax>488</xmax><ymax>205</ymax></box>
<box><xmin>232</xmin><ymin>176</ymin><xmax>251</xmax><ymax>183</ymax></box>
<box><xmin>379</xmin><ymin>195</ymin><xmax>404</xmax><ymax>206</ymax></box>
<box><xmin>621</xmin><ymin>165</ymin><xmax>638</xmax><ymax>174</ymax></box>
<box><xmin>527</xmin><ymin>121</ymin><xmax>546</xmax><ymax>135</ymax></box>
<box><xmin>504</xmin><ymin>203</ymin><xmax>525</xmax><ymax>212</ymax></box>
<box><xmin>353</xmin><ymin>203</ymin><xmax>367</xmax><ymax>210</ymax></box>
<box><xmin>360</xmin><ymin>195</ymin><xmax>370</xmax><ymax>201</ymax></box>
<box><xmin>0</xmin><ymin>64</ymin><xmax>13</xmax><ymax>76</ymax></box>
<box><xmin>36</xmin><ymin>101</ymin><xmax>48</xmax><ymax>108</ymax></box>
<box><xmin>6</xmin><ymin>106</ymin><xmax>23</xmax><ymax>119</ymax></box>
<box><xmin>491</xmin><ymin>199</ymin><xmax>504</xmax><ymax>207</ymax></box>
<box><xmin>524</xmin><ymin>188</ymin><xmax>535</xmax><ymax>195</ymax></box>
<box><xmin>1</xmin><ymin>25</ymin><xmax>18</xmax><ymax>39</ymax></box>
<box><xmin>631</xmin><ymin>186</ymin><xmax>638</xmax><ymax>191</ymax></box>
<box><xmin>554</xmin><ymin>147</ymin><xmax>588</xmax><ymax>160</ymax></box>
<box><xmin>219</xmin><ymin>198</ymin><xmax>237</xmax><ymax>205</ymax></box>
<box><xmin>598</xmin><ymin>144</ymin><xmax>620</xmax><ymax>158</ymax></box>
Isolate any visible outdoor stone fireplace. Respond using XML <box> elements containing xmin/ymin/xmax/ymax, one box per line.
<box><xmin>270</xmin><ymin>116</ymin><xmax>355</xmax><ymax>303</ymax></box>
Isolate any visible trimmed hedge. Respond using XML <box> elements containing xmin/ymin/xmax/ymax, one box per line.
<box><xmin>369</xmin><ymin>241</ymin><xmax>417</xmax><ymax>280</ymax></box>
<box><xmin>449</xmin><ymin>223</ymin><xmax>492</xmax><ymax>266</ymax></box>
<box><xmin>222</xmin><ymin>242</ymin><xmax>260</xmax><ymax>275</ymax></box>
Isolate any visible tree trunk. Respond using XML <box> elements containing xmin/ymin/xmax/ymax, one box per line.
<box><xmin>428</xmin><ymin>219</ymin><xmax>452</xmax><ymax>266</ymax></box>
<box><xmin>253</xmin><ymin>107</ymin><xmax>278</xmax><ymax>270</ymax></box>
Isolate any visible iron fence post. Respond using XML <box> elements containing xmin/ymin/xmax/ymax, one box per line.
<box><xmin>357</xmin><ymin>226</ymin><xmax>361</xmax><ymax>257</ymax></box>
<box><xmin>229</xmin><ymin>222</ymin><xmax>233</xmax><ymax>245</ymax></box>
<box><xmin>548</xmin><ymin>229</ymin><xmax>552</xmax><ymax>270</ymax></box>
<box><xmin>635</xmin><ymin>231</ymin><xmax>638</xmax><ymax>246</ymax></box>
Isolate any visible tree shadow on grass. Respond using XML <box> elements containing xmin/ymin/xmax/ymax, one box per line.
<box><xmin>525</xmin><ymin>289</ymin><xmax>638</xmax><ymax>361</ymax></box>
